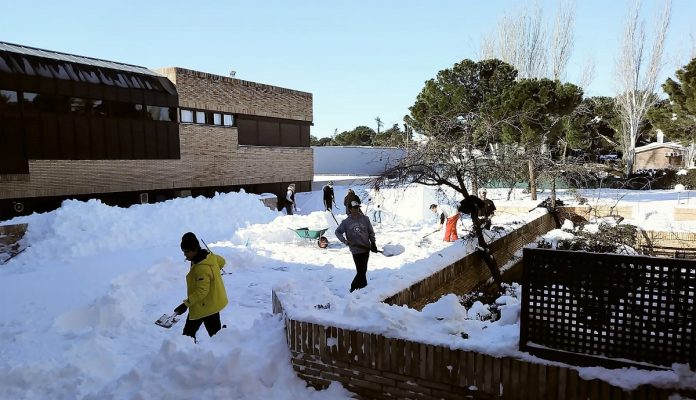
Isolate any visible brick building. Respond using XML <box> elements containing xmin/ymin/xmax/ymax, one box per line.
<box><xmin>0</xmin><ymin>42</ymin><xmax>313</xmax><ymax>220</ymax></box>
<box><xmin>634</xmin><ymin>142</ymin><xmax>685</xmax><ymax>170</ymax></box>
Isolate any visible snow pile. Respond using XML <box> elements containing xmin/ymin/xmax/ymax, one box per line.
<box><xmin>1</xmin><ymin>185</ymin><xmax>695</xmax><ymax>398</ymax></box>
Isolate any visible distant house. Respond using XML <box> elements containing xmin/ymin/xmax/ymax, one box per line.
<box><xmin>634</xmin><ymin>141</ymin><xmax>685</xmax><ymax>170</ymax></box>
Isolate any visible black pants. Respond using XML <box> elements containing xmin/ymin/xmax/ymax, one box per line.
<box><xmin>324</xmin><ymin>198</ymin><xmax>332</xmax><ymax>211</ymax></box>
<box><xmin>182</xmin><ymin>312</ymin><xmax>222</xmax><ymax>341</ymax></box>
<box><xmin>350</xmin><ymin>251</ymin><xmax>370</xmax><ymax>292</ymax></box>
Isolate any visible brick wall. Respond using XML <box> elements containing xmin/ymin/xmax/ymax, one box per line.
<box><xmin>384</xmin><ymin>213</ymin><xmax>556</xmax><ymax>310</ymax></box>
<box><xmin>1</xmin><ymin>124</ymin><xmax>313</xmax><ymax>198</ymax></box>
<box><xmin>635</xmin><ymin>146</ymin><xmax>683</xmax><ymax>170</ymax></box>
<box><xmin>675</xmin><ymin>207</ymin><xmax>696</xmax><ymax>221</ymax></box>
<box><xmin>156</xmin><ymin>67</ymin><xmax>312</xmax><ymax>122</ymax></box>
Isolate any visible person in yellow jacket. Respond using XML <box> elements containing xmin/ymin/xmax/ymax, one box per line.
<box><xmin>174</xmin><ymin>232</ymin><xmax>228</xmax><ymax>342</ymax></box>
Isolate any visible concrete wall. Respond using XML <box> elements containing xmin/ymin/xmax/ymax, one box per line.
<box><xmin>313</xmin><ymin>146</ymin><xmax>406</xmax><ymax>175</ymax></box>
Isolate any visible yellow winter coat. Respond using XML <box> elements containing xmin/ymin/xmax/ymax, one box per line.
<box><xmin>183</xmin><ymin>252</ymin><xmax>228</xmax><ymax>320</ymax></box>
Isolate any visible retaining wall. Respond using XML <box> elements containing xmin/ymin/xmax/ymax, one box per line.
<box><xmin>272</xmin><ymin>211</ymin><xmax>689</xmax><ymax>399</ymax></box>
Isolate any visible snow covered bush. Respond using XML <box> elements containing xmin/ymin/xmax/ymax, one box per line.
<box><xmin>457</xmin><ymin>284</ymin><xmax>520</xmax><ymax>323</ymax></box>
<box><xmin>538</xmin><ymin>221</ymin><xmax>639</xmax><ymax>254</ymax></box>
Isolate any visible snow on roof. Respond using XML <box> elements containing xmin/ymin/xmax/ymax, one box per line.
<box><xmin>634</xmin><ymin>141</ymin><xmax>685</xmax><ymax>153</ymax></box>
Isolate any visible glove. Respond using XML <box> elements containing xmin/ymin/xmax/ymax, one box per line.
<box><xmin>370</xmin><ymin>241</ymin><xmax>378</xmax><ymax>253</ymax></box>
<box><xmin>174</xmin><ymin>303</ymin><xmax>188</xmax><ymax>315</ymax></box>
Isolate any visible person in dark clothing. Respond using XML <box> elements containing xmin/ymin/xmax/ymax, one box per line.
<box><xmin>343</xmin><ymin>189</ymin><xmax>360</xmax><ymax>215</ymax></box>
<box><xmin>176</xmin><ymin>232</ymin><xmax>228</xmax><ymax>342</ymax></box>
<box><xmin>285</xmin><ymin>183</ymin><xmax>296</xmax><ymax>215</ymax></box>
<box><xmin>459</xmin><ymin>195</ymin><xmax>495</xmax><ymax>230</ymax></box>
<box><xmin>478</xmin><ymin>189</ymin><xmax>497</xmax><ymax>230</ymax></box>
<box><xmin>335</xmin><ymin>200</ymin><xmax>377</xmax><ymax>292</ymax></box>
<box><xmin>322</xmin><ymin>181</ymin><xmax>336</xmax><ymax>211</ymax></box>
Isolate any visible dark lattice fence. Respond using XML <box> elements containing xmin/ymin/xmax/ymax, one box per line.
<box><xmin>520</xmin><ymin>248</ymin><xmax>696</xmax><ymax>369</ymax></box>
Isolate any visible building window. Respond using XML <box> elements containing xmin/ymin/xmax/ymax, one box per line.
<box><xmin>147</xmin><ymin>105</ymin><xmax>174</xmax><ymax>122</ymax></box>
<box><xmin>213</xmin><ymin>113</ymin><xmax>222</xmax><ymax>125</ymax></box>
<box><xmin>111</xmin><ymin>101</ymin><xmax>143</xmax><ymax>118</ymax></box>
<box><xmin>21</xmin><ymin>92</ymin><xmax>38</xmax><ymax>110</ymax></box>
<box><xmin>0</xmin><ymin>89</ymin><xmax>18</xmax><ymax>109</ymax></box>
<box><xmin>195</xmin><ymin>111</ymin><xmax>206</xmax><ymax>124</ymax></box>
<box><xmin>70</xmin><ymin>97</ymin><xmax>101</xmax><ymax>115</ymax></box>
<box><xmin>181</xmin><ymin>109</ymin><xmax>193</xmax><ymax>123</ymax></box>
<box><xmin>223</xmin><ymin>114</ymin><xmax>234</xmax><ymax>126</ymax></box>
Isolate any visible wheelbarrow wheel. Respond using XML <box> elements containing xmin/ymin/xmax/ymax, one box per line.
<box><xmin>317</xmin><ymin>236</ymin><xmax>329</xmax><ymax>248</ymax></box>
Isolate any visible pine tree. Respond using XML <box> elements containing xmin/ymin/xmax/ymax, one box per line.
<box><xmin>648</xmin><ymin>58</ymin><xmax>696</xmax><ymax>166</ymax></box>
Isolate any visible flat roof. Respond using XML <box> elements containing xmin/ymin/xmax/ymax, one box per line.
<box><xmin>0</xmin><ymin>41</ymin><xmax>161</xmax><ymax>77</ymax></box>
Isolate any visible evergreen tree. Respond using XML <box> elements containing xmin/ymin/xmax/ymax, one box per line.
<box><xmin>333</xmin><ymin>126</ymin><xmax>376</xmax><ymax>146</ymax></box>
<box><xmin>317</xmin><ymin>137</ymin><xmax>334</xmax><ymax>146</ymax></box>
<box><xmin>406</xmin><ymin>58</ymin><xmax>518</xmax><ymax>140</ymax></box>
<box><xmin>372</xmin><ymin>124</ymin><xmax>406</xmax><ymax>147</ymax></box>
<box><xmin>648</xmin><ymin>58</ymin><xmax>696</xmax><ymax>166</ymax></box>
<box><xmin>497</xmin><ymin>78</ymin><xmax>583</xmax><ymax>200</ymax></box>
<box><xmin>567</xmin><ymin>96</ymin><xmax>621</xmax><ymax>158</ymax></box>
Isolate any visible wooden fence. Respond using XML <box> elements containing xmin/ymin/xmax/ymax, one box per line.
<box><xmin>273</xmin><ymin>292</ymin><xmax>688</xmax><ymax>400</ymax></box>
<box><xmin>273</xmin><ymin>212</ymin><xmax>695</xmax><ymax>398</ymax></box>
<box><xmin>0</xmin><ymin>223</ymin><xmax>28</xmax><ymax>264</ymax></box>
<box><xmin>521</xmin><ymin>248</ymin><xmax>696</xmax><ymax>369</ymax></box>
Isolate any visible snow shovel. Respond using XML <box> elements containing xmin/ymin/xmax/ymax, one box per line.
<box><xmin>352</xmin><ymin>243</ymin><xmax>395</xmax><ymax>257</ymax></box>
<box><xmin>417</xmin><ymin>229</ymin><xmax>440</xmax><ymax>246</ymax></box>
<box><xmin>329</xmin><ymin>211</ymin><xmax>339</xmax><ymax>225</ymax></box>
<box><xmin>422</xmin><ymin>229</ymin><xmax>440</xmax><ymax>239</ymax></box>
<box><xmin>155</xmin><ymin>312</ymin><xmax>181</xmax><ymax>329</ymax></box>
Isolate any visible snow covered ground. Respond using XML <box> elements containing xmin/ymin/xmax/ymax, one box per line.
<box><xmin>1</xmin><ymin>184</ymin><xmax>695</xmax><ymax>399</ymax></box>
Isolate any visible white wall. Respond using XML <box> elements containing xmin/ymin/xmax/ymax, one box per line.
<box><xmin>312</xmin><ymin>146</ymin><xmax>406</xmax><ymax>175</ymax></box>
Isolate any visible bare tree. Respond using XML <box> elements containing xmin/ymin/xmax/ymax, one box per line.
<box><xmin>481</xmin><ymin>2</ymin><xmax>548</xmax><ymax>79</ymax></box>
<box><xmin>578</xmin><ymin>56</ymin><xmax>596</xmax><ymax>90</ymax></box>
<box><xmin>614</xmin><ymin>0</ymin><xmax>671</xmax><ymax>175</ymax></box>
<box><xmin>375</xmin><ymin>113</ymin><xmax>522</xmax><ymax>288</ymax></box>
<box><xmin>550</xmin><ymin>0</ymin><xmax>576</xmax><ymax>81</ymax></box>
<box><xmin>481</xmin><ymin>0</ymin><xmax>577</xmax><ymax>82</ymax></box>
<box><xmin>375</xmin><ymin>116</ymin><xmax>383</xmax><ymax>135</ymax></box>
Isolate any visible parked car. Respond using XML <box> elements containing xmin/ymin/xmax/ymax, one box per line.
<box><xmin>598</xmin><ymin>153</ymin><xmax>619</xmax><ymax>162</ymax></box>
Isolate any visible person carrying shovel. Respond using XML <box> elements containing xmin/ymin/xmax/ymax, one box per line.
<box><xmin>174</xmin><ymin>232</ymin><xmax>228</xmax><ymax>342</ymax></box>
<box><xmin>335</xmin><ymin>200</ymin><xmax>378</xmax><ymax>292</ymax></box>
<box><xmin>429</xmin><ymin>203</ymin><xmax>460</xmax><ymax>242</ymax></box>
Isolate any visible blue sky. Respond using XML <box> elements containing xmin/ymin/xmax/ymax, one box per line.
<box><xmin>1</xmin><ymin>1</ymin><xmax>694</xmax><ymax>138</ymax></box>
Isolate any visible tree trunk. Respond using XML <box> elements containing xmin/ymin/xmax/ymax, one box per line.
<box><xmin>471</xmin><ymin>161</ymin><xmax>479</xmax><ymax>198</ymax></box>
<box><xmin>687</xmin><ymin>142</ymin><xmax>696</xmax><ymax>168</ymax></box>
<box><xmin>551</xmin><ymin>178</ymin><xmax>557</xmax><ymax>208</ymax></box>
<box><xmin>528</xmin><ymin>159</ymin><xmax>537</xmax><ymax>200</ymax></box>
<box><xmin>625</xmin><ymin>145</ymin><xmax>636</xmax><ymax>176</ymax></box>
<box><xmin>507</xmin><ymin>186</ymin><xmax>515</xmax><ymax>200</ymax></box>
<box><xmin>471</xmin><ymin>211</ymin><xmax>502</xmax><ymax>289</ymax></box>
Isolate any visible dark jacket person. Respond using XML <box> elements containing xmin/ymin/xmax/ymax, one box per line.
<box><xmin>335</xmin><ymin>201</ymin><xmax>377</xmax><ymax>292</ymax></box>
<box><xmin>343</xmin><ymin>189</ymin><xmax>360</xmax><ymax>215</ymax></box>
<box><xmin>322</xmin><ymin>182</ymin><xmax>336</xmax><ymax>211</ymax></box>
